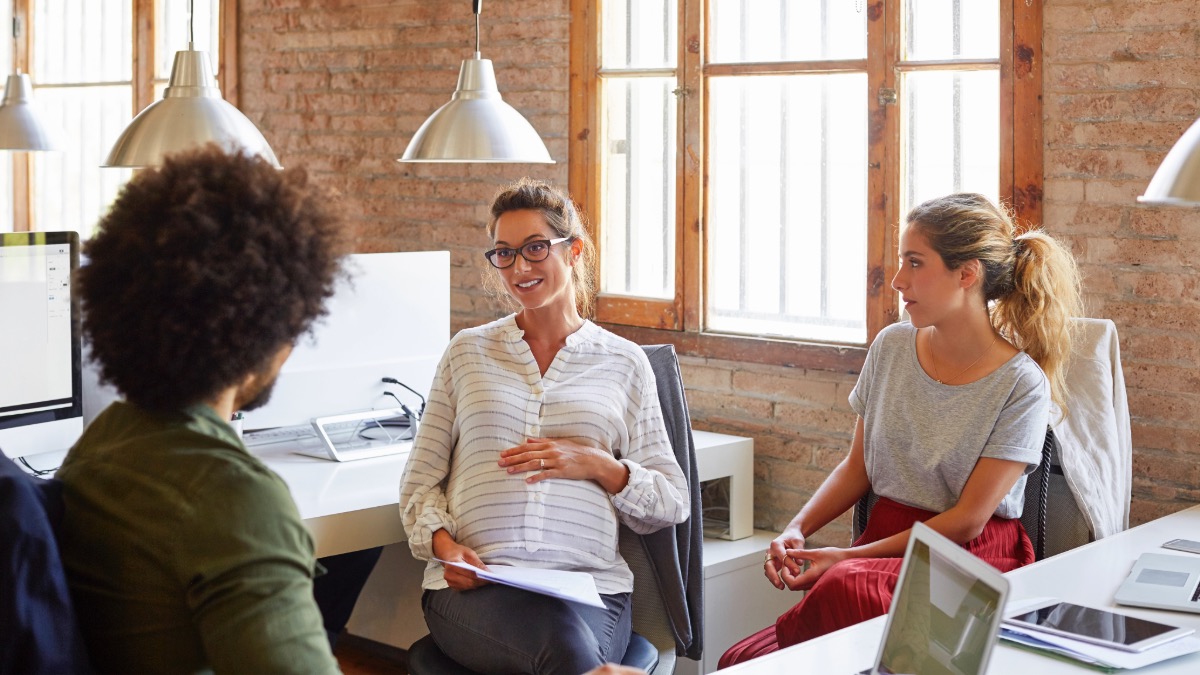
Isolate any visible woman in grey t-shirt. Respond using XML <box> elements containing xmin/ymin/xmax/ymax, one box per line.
<box><xmin>721</xmin><ymin>193</ymin><xmax>1083</xmax><ymax>667</ymax></box>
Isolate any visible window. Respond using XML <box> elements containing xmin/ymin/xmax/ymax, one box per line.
<box><xmin>3</xmin><ymin>0</ymin><xmax>231</xmax><ymax>236</ymax></box>
<box><xmin>570</xmin><ymin>0</ymin><xmax>1042</xmax><ymax>366</ymax></box>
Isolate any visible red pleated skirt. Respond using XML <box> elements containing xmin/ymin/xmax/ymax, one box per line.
<box><xmin>718</xmin><ymin>497</ymin><xmax>1035</xmax><ymax>669</ymax></box>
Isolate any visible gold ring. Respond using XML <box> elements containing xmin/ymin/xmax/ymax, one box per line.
<box><xmin>765</xmin><ymin>553</ymin><xmax>772</xmax><ymax>563</ymax></box>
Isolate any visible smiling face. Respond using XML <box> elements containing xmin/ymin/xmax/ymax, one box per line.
<box><xmin>491</xmin><ymin>208</ymin><xmax>581</xmax><ymax>315</ymax></box>
<box><xmin>891</xmin><ymin>225</ymin><xmax>981</xmax><ymax>328</ymax></box>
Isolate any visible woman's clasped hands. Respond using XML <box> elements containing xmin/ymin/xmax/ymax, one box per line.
<box><xmin>764</xmin><ymin>528</ymin><xmax>852</xmax><ymax>592</ymax></box>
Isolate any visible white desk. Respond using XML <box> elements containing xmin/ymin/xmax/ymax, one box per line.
<box><xmin>251</xmin><ymin>442</ymin><xmax>413</xmax><ymax>557</ymax></box>
<box><xmin>724</xmin><ymin>505</ymin><xmax>1200</xmax><ymax>674</ymax></box>
<box><xmin>254</xmin><ymin>429</ymin><xmax>759</xmax><ymax>651</ymax></box>
<box><xmin>256</xmin><ymin>429</ymin><xmax>755</xmax><ymax>557</ymax></box>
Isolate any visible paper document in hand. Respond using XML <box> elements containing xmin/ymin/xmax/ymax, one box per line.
<box><xmin>437</xmin><ymin>560</ymin><xmax>605</xmax><ymax>608</ymax></box>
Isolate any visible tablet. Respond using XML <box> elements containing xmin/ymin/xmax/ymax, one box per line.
<box><xmin>1005</xmin><ymin>600</ymin><xmax>1193</xmax><ymax>652</ymax></box>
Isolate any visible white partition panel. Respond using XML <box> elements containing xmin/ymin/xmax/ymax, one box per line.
<box><xmin>241</xmin><ymin>251</ymin><xmax>450</xmax><ymax>430</ymax></box>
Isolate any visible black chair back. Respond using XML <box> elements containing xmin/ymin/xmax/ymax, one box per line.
<box><xmin>1019</xmin><ymin>427</ymin><xmax>1056</xmax><ymax>560</ymax></box>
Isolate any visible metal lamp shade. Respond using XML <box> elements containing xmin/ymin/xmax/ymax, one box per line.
<box><xmin>0</xmin><ymin>73</ymin><xmax>59</xmax><ymax>151</ymax></box>
<box><xmin>399</xmin><ymin>57</ymin><xmax>553</xmax><ymax>163</ymax></box>
<box><xmin>104</xmin><ymin>50</ymin><xmax>280</xmax><ymax>168</ymax></box>
<box><xmin>1139</xmin><ymin>116</ymin><xmax>1200</xmax><ymax>206</ymax></box>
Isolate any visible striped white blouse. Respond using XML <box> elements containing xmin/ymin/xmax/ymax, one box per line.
<box><xmin>399</xmin><ymin>315</ymin><xmax>690</xmax><ymax>594</ymax></box>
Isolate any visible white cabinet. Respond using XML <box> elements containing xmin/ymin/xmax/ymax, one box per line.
<box><xmin>677</xmin><ymin>531</ymin><xmax>803</xmax><ymax>675</ymax></box>
<box><xmin>693</xmin><ymin>430</ymin><xmax>754</xmax><ymax>541</ymax></box>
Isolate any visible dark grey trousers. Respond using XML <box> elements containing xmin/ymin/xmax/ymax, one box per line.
<box><xmin>422</xmin><ymin>585</ymin><xmax>632</xmax><ymax>675</ymax></box>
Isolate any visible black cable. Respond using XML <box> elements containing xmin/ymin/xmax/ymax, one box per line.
<box><xmin>382</xmin><ymin>391</ymin><xmax>418</xmax><ymax>422</ymax></box>
<box><xmin>18</xmin><ymin>456</ymin><xmax>57</xmax><ymax>477</ymax></box>
<box><xmin>381</xmin><ymin>377</ymin><xmax>426</xmax><ymax>417</ymax></box>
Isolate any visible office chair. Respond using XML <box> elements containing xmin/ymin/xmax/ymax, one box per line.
<box><xmin>1040</xmin><ymin>426</ymin><xmax>1098</xmax><ymax>558</ymax></box>
<box><xmin>407</xmin><ymin>345</ymin><xmax>702</xmax><ymax>674</ymax></box>
<box><xmin>852</xmin><ymin>426</ymin><xmax>1091</xmax><ymax>561</ymax></box>
<box><xmin>0</xmin><ymin>454</ymin><xmax>92</xmax><ymax>673</ymax></box>
<box><xmin>1050</xmin><ymin>318</ymin><xmax>1130</xmax><ymax>546</ymax></box>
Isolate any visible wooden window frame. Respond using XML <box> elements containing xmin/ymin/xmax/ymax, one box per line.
<box><xmin>569</xmin><ymin>0</ymin><xmax>1042</xmax><ymax>373</ymax></box>
<box><xmin>7</xmin><ymin>0</ymin><xmax>237</xmax><ymax>233</ymax></box>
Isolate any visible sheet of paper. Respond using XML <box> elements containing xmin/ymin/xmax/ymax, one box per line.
<box><xmin>435</xmin><ymin>559</ymin><xmax>606</xmax><ymax>608</ymax></box>
<box><xmin>999</xmin><ymin>628</ymin><xmax>1115</xmax><ymax>670</ymax></box>
<box><xmin>1001</xmin><ymin>621</ymin><xmax>1200</xmax><ymax>669</ymax></box>
<box><xmin>1001</xmin><ymin>596</ymin><xmax>1200</xmax><ymax>669</ymax></box>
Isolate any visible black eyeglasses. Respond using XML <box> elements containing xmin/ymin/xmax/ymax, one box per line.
<box><xmin>484</xmin><ymin>237</ymin><xmax>571</xmax><ymax>269</ymax></box>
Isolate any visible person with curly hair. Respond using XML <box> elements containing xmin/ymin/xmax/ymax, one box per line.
<box><xmin>55</xmin><ymin>146</ymin><xmax>346</xmax><ymax>674</ymax></box>
<box><xmin>400</xmin><ymin>179</ymin><xmax>689</xmax><ymax>674</ymax></box>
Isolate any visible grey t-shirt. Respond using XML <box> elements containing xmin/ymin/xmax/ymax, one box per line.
<box><xmin>849</xmin><ymin>322</ymin><xmax>1049</xmax><ymax>519</ymax></box>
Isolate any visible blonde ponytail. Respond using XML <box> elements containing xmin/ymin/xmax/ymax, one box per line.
<box><xmin>992</xmin><ymin>231</ymin><xmax>1082</xmax><ymax>414</ymax></box>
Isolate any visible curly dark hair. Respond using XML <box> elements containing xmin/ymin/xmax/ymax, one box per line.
<box><xmin>78</xmin><ymin>145</ymin><xmax>346</xmax><ymax>412</ymax></box>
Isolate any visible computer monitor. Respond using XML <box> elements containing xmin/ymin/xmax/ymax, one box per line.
<box><xmin>0</xmin><ymin>231</ymin><xmax>84</xmax><ymax>459</ymax></box>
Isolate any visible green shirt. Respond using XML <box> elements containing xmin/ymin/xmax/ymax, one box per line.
<box><xmin>57</xmin><ymin>401</ymin><xmax>339</xmax><ymax>675</ymax></box>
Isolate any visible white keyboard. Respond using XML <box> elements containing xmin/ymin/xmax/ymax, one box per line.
<box><xmin>243</xmin><ymin>420</ymin><xmax>394</xmax><ymax>447</ymax></box>
<box><xmin>242</xmin><ymin>424</ymin><xmax>317</xmax><ymax>447</ymax></box>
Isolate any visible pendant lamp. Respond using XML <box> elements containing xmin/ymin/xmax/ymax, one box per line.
<box><xmin>104</xmin><ymin>0</ymin><xmax>279</xmax><ymax>168</ymax></box>
<box><xmin>399</xmin><ymin>0</ymin><xmax>553</xmax><ymax>163</ymax></box>
<box><xmin>0</xmin><ymin>71</ymin><xmax>59</xmax><ymax>151</ymax></box>
<box><xmin>1139</xmin><ymin>116</ymin><xmax>1200</xmax><ymax>206</ymax></box>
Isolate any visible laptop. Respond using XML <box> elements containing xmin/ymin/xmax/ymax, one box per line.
<box><xmin>859</xmin><ymin>522</ymin><xmax>1011</xmax><ymax>675</ymax></box>
<box><xmin>1116</xmin><ymin>553</ymin><xmax>1200</xmax><ymax>614</ymax></box>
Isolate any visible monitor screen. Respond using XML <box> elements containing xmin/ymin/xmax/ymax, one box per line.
<box><xmin>0</xmin><ymin>231</ymin><xmax>83</xmax><ymax>459</ymax></box>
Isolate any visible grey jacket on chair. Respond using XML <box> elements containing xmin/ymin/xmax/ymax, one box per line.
<box><xmin>633</xmin><ymin>345</ymin><xmax>703</xmax><ymax>660</ymax></box>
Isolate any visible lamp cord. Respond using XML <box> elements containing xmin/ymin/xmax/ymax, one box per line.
<box><xmin>188</xmin><ymin>0</ymin><xmax>195</xmax><ymax>50</ymax></box>
<box><xmin>473</xmin><ymin>0</ymin><xmax>482</xmax><ymax>55</ymax></box>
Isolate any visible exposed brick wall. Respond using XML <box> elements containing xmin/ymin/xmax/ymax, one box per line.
<box><xmin>238</xmin><ymin>0</ymin><xmax>1200</xmax><ymax>546</ymax></box>
<box><xmin>239</xmin><ymin>0</ymin><xmax>569</xmax><ymax>334</ymax></box>
<box><xmin>679</xmin><ymin>357</ymin><xmax>861</xmax><ymax>543</ymax></box>
<box><xmin>1044</xmin><ymin>0</ymin><xmax>1200</xmax><ymax>525</ymax></box>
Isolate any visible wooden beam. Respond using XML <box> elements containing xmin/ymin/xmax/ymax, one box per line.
<box><xmin>567</xmin><ymin>0</ymin><xmax>600</xmax><ymax>317</ymax></box>
<box><xmin>220</xmin><ymin>0</ymin><xmax>239</xmax><ymax>106</ymax></box>
<box><xmin>865</xmin><ymin>0</ymin><xmax>899</xmax><ymax>342</ymax></box>
<box><xmin>595</xmin><ymin>295</ymin><xmax>679</xmax><ymax>330</ymax></box>
<box><xmin>13</xmin><ymin>0</ymin><xmax>32</xmax><ymax>231</ymax></box>
<box><xmin>704</xmin><ymin>58</ymin><xmax>868</xmax><ymax>77</ymax></box>
<box><xmin>602</xmin><ymin>323</ymin><xmax>868</xmax><ymax>375</ymax></box>
<box><xmin>132</xmin><ymin>0</ymin><xmax>154</xmax><ymax>114</ymax></box>
<box><xmin>678</xmin><ymin>0</ymin><xmax>701</xmax><ymax>331</ymax></box>
<box><xmin>1011</xmin><ymin>0</ymin><xmax>1044</xmax><ymax>228</ymax></box>
<box><xmin>1000</xmin><ymin>0</ymin><xmax>1015</xmax><ymax>220</ymax></box>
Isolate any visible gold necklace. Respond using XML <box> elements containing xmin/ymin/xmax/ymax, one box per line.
<box><xmin>929</xmin><ymin>330</ymin><xmax>999</xmax><ymax>385</ymax></box>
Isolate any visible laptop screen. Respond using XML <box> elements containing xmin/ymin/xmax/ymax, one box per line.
<box><xmin>873</xmin><ymin>526</ymin><xmax>1007</xmax><ymax>675</ymax></box>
